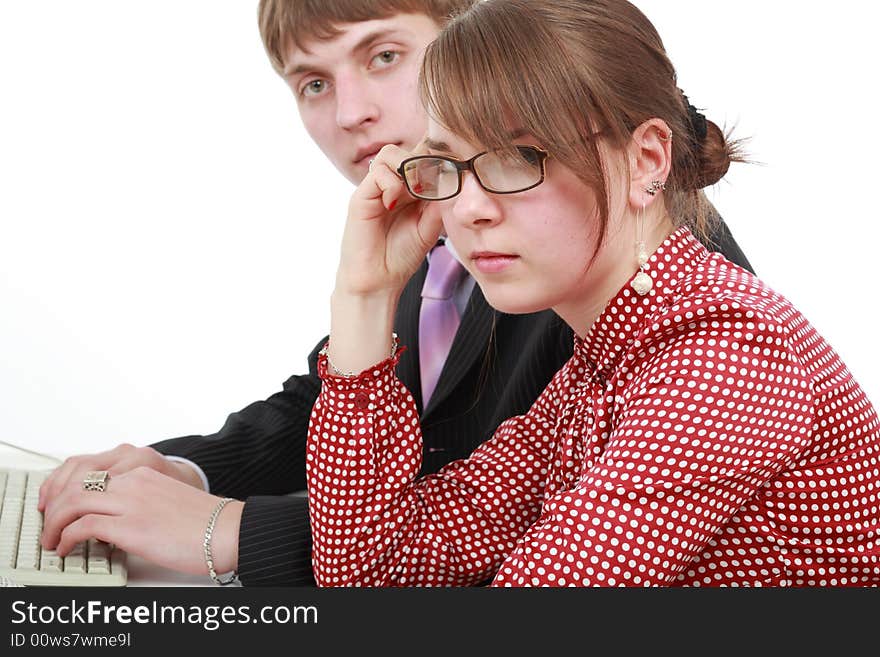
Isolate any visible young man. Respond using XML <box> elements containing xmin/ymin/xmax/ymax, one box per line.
<box><xmin>38</xmin><ymin>0</ymin><xmax>753</xmax><ymax>586</ymax></box>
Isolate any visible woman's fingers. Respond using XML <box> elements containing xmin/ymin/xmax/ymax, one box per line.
<box><xmin>370</xmin><ymin>162</ymin><xmax>406</xmax><ymax>212</ymax></box>
<box><xmin>338</xmin><ymin>141</ymin><xmax>439</xmax><ymax>295</ymax></box>
<box><xmin>370</xmin><ymin>143</ymin><xmax>406</xmax><ymax>172</ymax></box>
<box><xmin>353</xmin><ymin>144</ymin><xmax>409</xmax><ymax>214</ymax></box>
<box><xmin>418</xmin><ymin>200</ymin><xmax>445</xmax><ymax>249</ymax></box>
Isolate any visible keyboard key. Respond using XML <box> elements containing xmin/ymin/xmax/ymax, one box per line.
<box><xmin>64</xmin><ymin>542</ymin><xmax>87</xmax><ymax>573</ymax></box>
<box><xmin>87</xmin><ymin>539</ymin><xmax>111</xmax><ymax>574</ymax></box>
<box><xmin>17</xmin><ymin>481</ymin><xmax>42</xmax><ymax>571</ymax></box>
<box><xmin>0</xmin><ymin>494</ymin><xmax>23</xmax><ymax>567</ymax></box>
<box><xmin>40</xmin><ymin>550</ymin><xmax>63</xmax><ymax>573</ymax></box>
<box><xmin>15</xmin><ymin>546</ymin><xmax>39</xmax><ymax>570</ymax></box>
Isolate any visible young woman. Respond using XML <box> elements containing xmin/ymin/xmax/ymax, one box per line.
<box><xmin>308</xmin><ymin>0</ymin><xmax>880</xmax><ymax>587</ymax></box>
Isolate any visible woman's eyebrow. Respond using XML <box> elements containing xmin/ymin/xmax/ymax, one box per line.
<box><xmin>423</xmin><ymin>128</ymin><xmax>532</xmax><ymax>156</ymax></box>
<box><xmin>424</xmin><ymin>129</ymin><xmax>529</xmax><ymax>153</ymax></box>
<box><xmin>424</xmin><ymin>138</ymin><xmax>452</xmax><ymax>153</ymax></box>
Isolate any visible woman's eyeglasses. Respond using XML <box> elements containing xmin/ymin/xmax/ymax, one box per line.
<box><xmin>397</xmin><ymin>145</ymin><xmax>548</xmax><ymax>201</ymax></box>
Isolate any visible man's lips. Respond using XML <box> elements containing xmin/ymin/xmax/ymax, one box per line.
<box><xmin>354</xmin><ymin>141</ymin><xmax>402</xmax><ymax>165</ymax></box>
<box><xmin>471</xmin><ymin>251</ymin><xmax>519</xmax><ymax>274</ymax></box>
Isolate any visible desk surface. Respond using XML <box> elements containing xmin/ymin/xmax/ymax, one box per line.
<box><xmin>3</xmin><ymin>445</ymin><xmax>219</xmax><ymax>587</ymax></box>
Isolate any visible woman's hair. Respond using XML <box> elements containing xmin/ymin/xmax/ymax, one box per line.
<box><xmin>258</xmin><ymin>0</ymin><xmax>475</xmax><ymax>74</ymax></box>
<box><xmin>419</xmin><ymin>0</ymin><xmax>746</xmax><ymax>248</ymax></box>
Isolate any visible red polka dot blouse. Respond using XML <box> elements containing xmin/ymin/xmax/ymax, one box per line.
<box><xmin>307</xmin><ymin>227</ymin><xmax>880</xmax><ymax>586</ymax></box>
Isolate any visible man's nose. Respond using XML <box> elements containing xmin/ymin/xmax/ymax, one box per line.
<box><xmin>335</xmin><ymin>72</ymin><xmax>380</xmax><ymax>130</ymax></box>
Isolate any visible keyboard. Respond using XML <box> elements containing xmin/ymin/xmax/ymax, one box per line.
<box><xmin>0</xmin><ymin>468</ymin><xmax>127</xmax><ymax>586</ymax></box>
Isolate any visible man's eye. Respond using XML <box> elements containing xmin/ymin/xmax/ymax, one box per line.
<box><xmin>372</xmin><ymin>50</ymin><xmax>399</xmax><ymax>67</ymax></box>
<box><xmin>301</xmin><ymin>79</ymin><xmax>327</xmax><ymax>97</ymax></box>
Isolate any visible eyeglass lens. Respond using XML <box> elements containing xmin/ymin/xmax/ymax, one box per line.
<box><xmin>402</xmin><ymin>147</ymin><xmax>543</xmax><ymax>200</ymax></box>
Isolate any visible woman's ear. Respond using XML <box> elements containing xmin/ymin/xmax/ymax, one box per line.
<box><xmin>628</xmin><ymin>118</ymin><xmax>673</xmax><ymax>210</ymax></box>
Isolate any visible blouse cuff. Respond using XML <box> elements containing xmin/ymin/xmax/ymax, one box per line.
<box><xmin>316</xmin><ymin>342</ymin><xmax>406</xmax><ymax>392</ymax></box>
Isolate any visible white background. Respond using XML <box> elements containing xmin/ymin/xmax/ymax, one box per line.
<box><xmin>1</xmin><ymin>1</ymin><xmax>878</xmax><ymax>459</ymax></box>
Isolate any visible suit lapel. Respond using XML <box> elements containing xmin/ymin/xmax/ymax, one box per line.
<box><xmin>422</xmin><ymin>283</ymin><xmax>495</xmax><ymax>419</ymax></box>
<box><xmin>394</xmin><ymin>260</ymin><xmax>427</xmax><ymax>412</ymax></box>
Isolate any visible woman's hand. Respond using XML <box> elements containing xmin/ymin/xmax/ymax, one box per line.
<box><xmin>37</xmin><ymin>443</ymin><xmax>204</xmax><ymax>513</ymax></box>
<box><xmin>326</xmin><ymin>143</ymin><xmax>444</xmax><ymax>374</ymax></box>
<box><xmin>335</xmin><ymin>143</ymin><xmax>443</xmax><ymax>297</ymax></box>
<box><xmin>40</xmin><ymin>467</ymin><xmax>242</xmax><ymax>576</ymax></box>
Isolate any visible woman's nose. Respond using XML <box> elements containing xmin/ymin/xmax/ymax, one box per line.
<box><xmin>450</xmin><ymin>172</ymin><xmax>502</xmax><ymax>230</ymax></box>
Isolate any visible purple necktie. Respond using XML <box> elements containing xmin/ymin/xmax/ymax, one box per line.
<box><xmin>419</xmin><ymin>242</ymin><xmax>466</xmax><ymax>407</ymax></box>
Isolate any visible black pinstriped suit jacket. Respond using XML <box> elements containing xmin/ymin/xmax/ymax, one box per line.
<box><xmin>152</xmin><ymin>219</ymin><xmax>752</xmax><ymax>586</ymax></box>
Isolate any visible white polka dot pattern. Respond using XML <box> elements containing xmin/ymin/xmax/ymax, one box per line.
<box><xmin>307</xmin><ymin>227</ymin><xmax>880</xmax><ymax>587</ymax></box>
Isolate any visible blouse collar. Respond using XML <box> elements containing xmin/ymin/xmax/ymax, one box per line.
<box><xmin>573</xmin><ymin>225</ymin><xmax>709</xmax><ymax>381</ymax></box>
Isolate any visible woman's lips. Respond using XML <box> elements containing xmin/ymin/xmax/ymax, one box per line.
<box><xmin>471</xmin><ymin>252</ymin><xmax>519</xmax><ymax>274</ymax></box>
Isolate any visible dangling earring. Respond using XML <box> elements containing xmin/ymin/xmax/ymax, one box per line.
<box><xmin>631</xmin><ymin>204</ymin><xmax>653</xmax><ymax>296</ymax></box>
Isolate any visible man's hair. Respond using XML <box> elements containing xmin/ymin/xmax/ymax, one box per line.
<box><xmin>258</xmin><ymin>0</ymin><xmax>474</xmax><ymax>74</ymax></box>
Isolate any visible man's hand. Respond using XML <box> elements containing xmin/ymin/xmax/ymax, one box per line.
<box><xmin>38</xmin><ymin>443</ymin><xmax>203</xmax><ymax>513</ymax></box>
<box><xmin>40</xmin><ymin>466</ymin><xmax>242</xmax><ymax>576</ymax></box>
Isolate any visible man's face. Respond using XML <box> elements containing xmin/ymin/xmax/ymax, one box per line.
<box><xmin>282</xmin><ymin>14</ymin><xmax>440</xmax><ymax>185</ymax></box>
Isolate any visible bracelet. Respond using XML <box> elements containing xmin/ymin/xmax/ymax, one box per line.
<box><xmin>203</xmin><ymin>497</ymin><xmax>239</xmax><ymax>586</ymax></box>
<box><xmin>320</xmin><ymin>333</ymin><xmax>399</xmax><ymax>378</ymax></box>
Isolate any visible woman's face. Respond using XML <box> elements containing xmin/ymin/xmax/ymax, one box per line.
<box><xmin>429</xmin><ymin>120</ymin><xmax>633</xmax><ymax>334</ymax></box>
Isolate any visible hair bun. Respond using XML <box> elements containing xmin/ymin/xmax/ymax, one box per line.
<box><xmin>695</xmin><ymin>119</ymin><xmax>735</xmax><ymax>189</ymax></box>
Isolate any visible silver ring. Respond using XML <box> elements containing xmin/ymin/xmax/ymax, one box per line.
<box><xmin>83</xmin><ymin>470</ymin><xmax>110</xmax><ymax>492</ymax></box>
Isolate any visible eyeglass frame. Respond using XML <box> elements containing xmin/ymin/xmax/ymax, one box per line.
<box><xmin>396</xmin><ymin>145</ymin><xmax>550</xmax><ymax>202</ymax></box>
